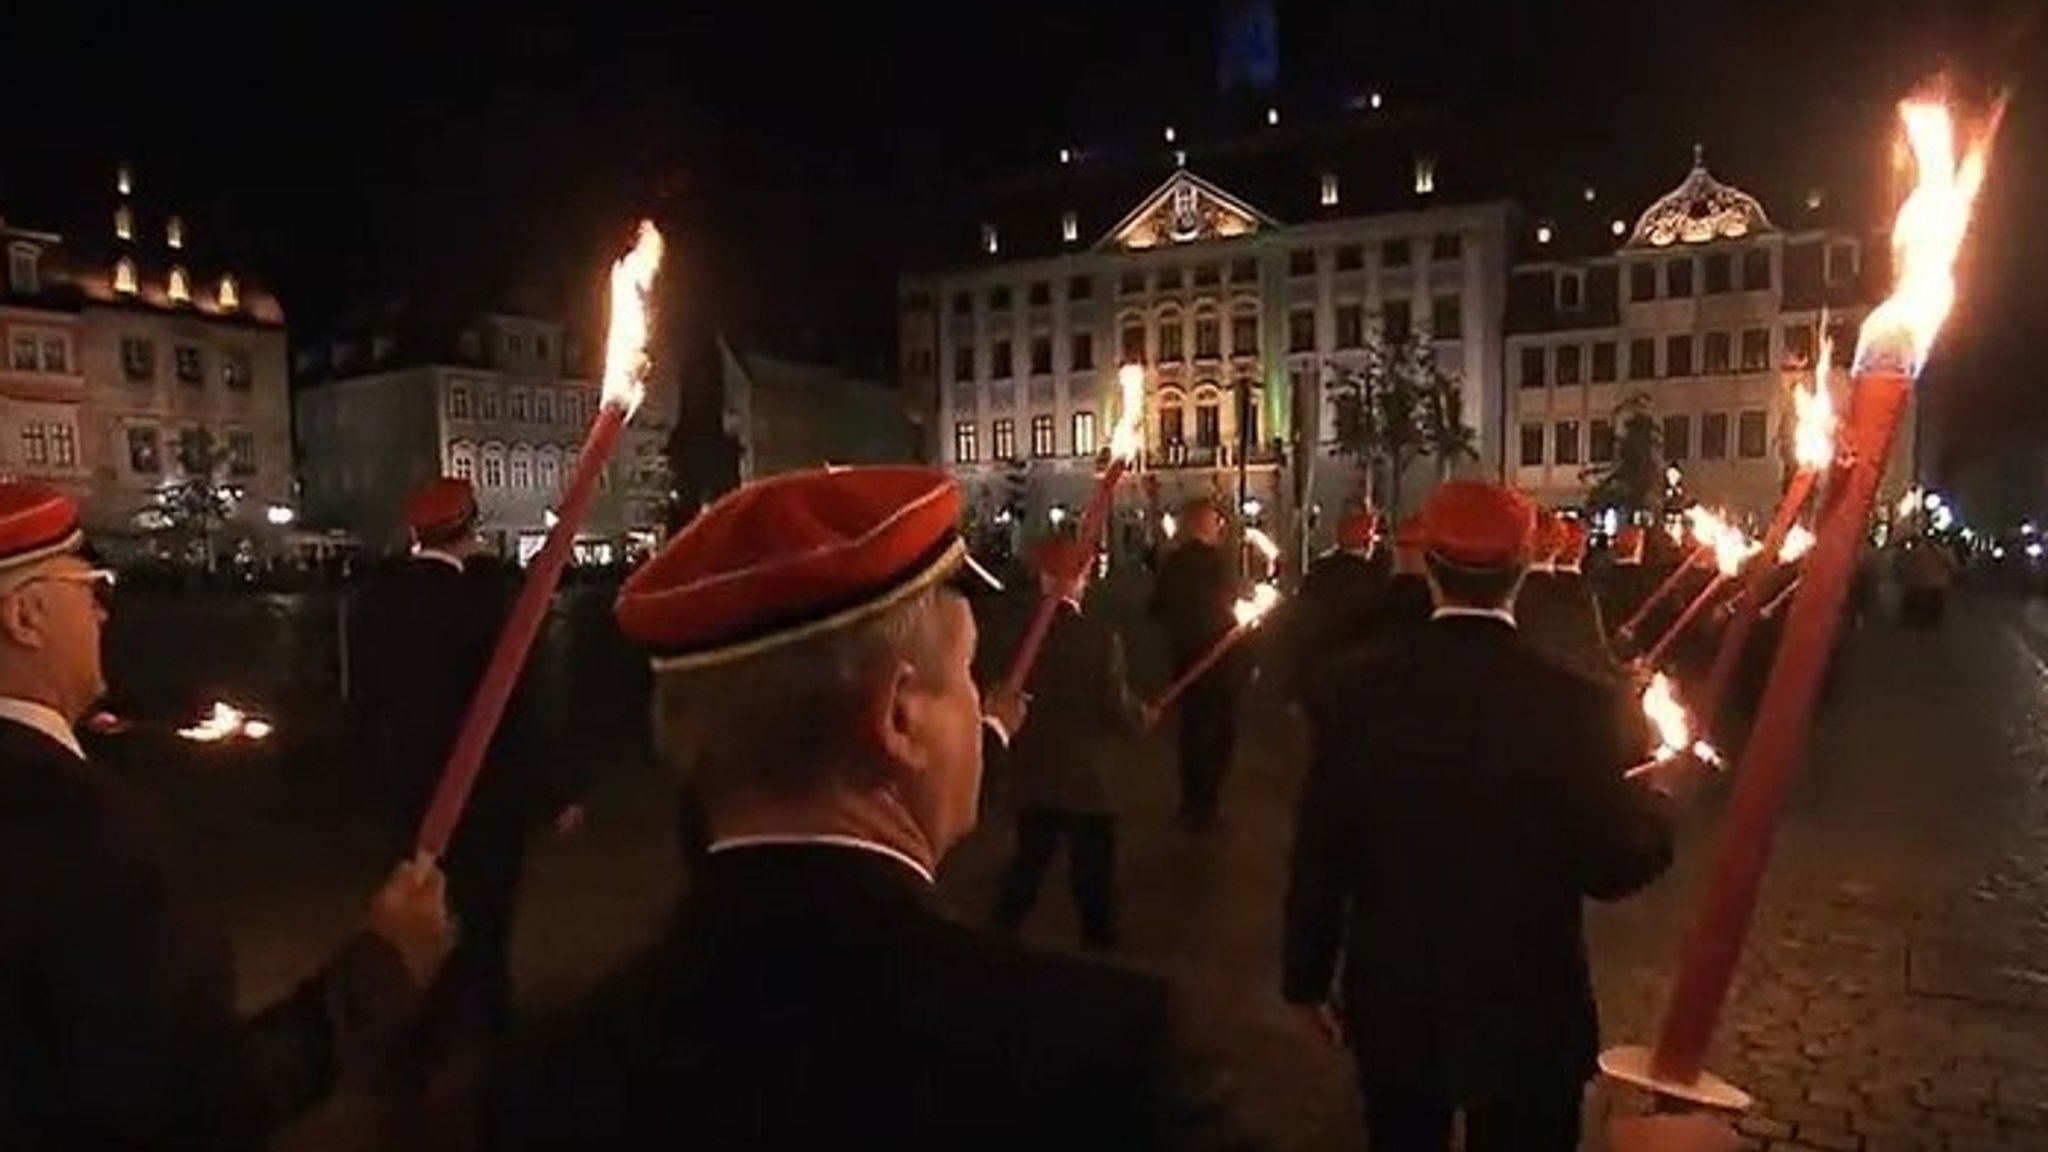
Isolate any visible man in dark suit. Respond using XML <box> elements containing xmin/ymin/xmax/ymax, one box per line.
<box><xmin>1148</xmin><ymin>499</ymin><xmax>1243</xmax><ymax>829</ymax></box>
<box><xmin>352</xmin><ymin>476</ymin><xmax>585</xmax><ymax>1050</ymax></box>
<box><xmin>1283</xmin><ymin>480</ymin><xmax>1679</xmax><ymax>1152</ymax></box>
<box><xmin>1368</xmin><ymin>514</ymin><xmax>1434</xmax><ymax>641</ymax></box>
<box><xmin>1520</xmin><ymin>516</ymin><xmax>1621</xmax><ymax>684</ymax></box>
<box><xmin>482</xmin><ymin>466</ymin><xmax>1256</xmax><ymax>1151</ymax></box>
<box><xmin>1277</xmin><ymin>509</ymin><xmax>1385</xmax><ymax>707</ymax></box>
<box><xmin>0</xmin><ymin>482</ymin><xmax>452</xmax><ymax>1149</ymax></box>
<box><xmin>988</xmin><ymin>535</ymin><xmax>1141</xmax><ymax>950</ymax></box>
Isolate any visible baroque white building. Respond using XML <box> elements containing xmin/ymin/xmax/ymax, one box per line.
<box><xmin>1504</xmin><ymin>150</ymin><xmax>1899</xmax><ymax>523</ymax></box>
<box><xmin>900</xmin><ymin>121</ymin><xmax>1514</xmax><ymax>551</ymax></box>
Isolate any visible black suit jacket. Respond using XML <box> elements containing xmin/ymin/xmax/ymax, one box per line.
<box><xmin>1284</xmin><ymin>617</ymin><xmax>1673</xmax><ymax>1096</ymax></box>
<box><xmin>481</xmin><ymin>843</ymin><xmax>1256</xmax><ymax>1151</ymax></box>
<box><xmin>0</xmin><ymin>719</ymin><xmax>415</xmax><ymax>1150</ymax></box>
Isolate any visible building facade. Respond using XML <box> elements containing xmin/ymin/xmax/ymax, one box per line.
<box><xmin>2</xmin><ymin>165</ymin><xmax>292</xmax><ymax>561</ymax></box>
<box><xmin>901</xmin><ymin>130</ymin><xmax>1513</xmax><ymax>554</ymax></box>
<box><xmin>719</xmin><ymin>339</ymin><xmax>918</xmax><ymax>480</ymax></box>
<box><xmin>1505</xmin><ymin>152</ymin><xmax>1898</xmax><ymax>523</ymax></box>
<box><xmin>294</xmin><ymin>310</ymin><xmax>675</xmax><ymax>564</ymax></box>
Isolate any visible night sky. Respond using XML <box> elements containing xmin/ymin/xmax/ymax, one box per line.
<box><xmin>8</xmin><ymin>1</ymin><xmax>2047</xmax><ymax>504</ymax></box>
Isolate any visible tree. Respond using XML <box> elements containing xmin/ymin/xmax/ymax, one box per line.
<box><xmin>1412</xmin><ymin>341</ymin><xmax>1480</xmax><ymax>483</ymax></box>
<box><xmin>1585</xmin><ymin>391</ymin><xmax>1663</xmax><ymax>516</ymax></box>
<box><xmin>1326</xmin><ymin>332</ymin><xmax>1475</xmax><ymax>517</ymax></box>
<box><xmin>142</xmin><ymin>428</ymin><xmax>241</xmax><ymax>571</ymax></box>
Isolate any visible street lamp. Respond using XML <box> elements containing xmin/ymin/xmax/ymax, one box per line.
<box><xmin>264</xmin><ymin>504</ymin><xmax>295</xmax><ymax>526</ymax></box>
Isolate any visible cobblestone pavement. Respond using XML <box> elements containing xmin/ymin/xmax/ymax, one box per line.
<box><xmin>118</xmin><ymin>588</ymin><xmax>2048</xmax><ymax>1150</ymax></box>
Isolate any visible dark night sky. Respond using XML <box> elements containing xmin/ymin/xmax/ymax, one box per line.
<box><xmin>7</xmin><ymin>1</ymin><xmax>2048</xmax><ymax>501</ymax></box>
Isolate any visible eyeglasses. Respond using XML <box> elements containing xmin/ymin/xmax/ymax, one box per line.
<box><xmin>7</xmin><ymin>568</ymin><xmax>116</xmax><ymax>608</ymax></box>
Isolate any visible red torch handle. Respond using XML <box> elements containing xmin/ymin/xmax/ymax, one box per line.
<box><xmin>1641</xmin><ymin>572</ymin><xmax>1730</xmax><ymax>668</ymax></box>
<box><xmin>1696</xmin><ymin>471</ymin><xmax>1818</xmax><ymax>723</ymax></box>
<box><xmin>1616</xmin><ymin>542</ymin><xmax>1711</xmax><ymax>639</ymax></box>
<box><xmin>1650</xmin><ymin>372</ymin><xmax>1910</xmax><ymax>1084</ymax></box>
<box><xmin>1000</xmin><ymin>457</ymin><xmax>1128</xmax><ymax>695</ymax></box>
<box><xmin>414</xmin><ymin>402</ymin><xmax>627</xmax><ymax>860</ymax></box>
<box><xmin>1144</xmin><ymin>621</ymin><xmax>1252</xmax><ymax>723</ymax></box>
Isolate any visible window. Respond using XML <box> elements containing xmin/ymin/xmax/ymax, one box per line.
<box><xmin>1662</xmin><ymin>415</ymin><xmax>1691</xmax><ymax>461</ymax></box>
<box><xmin>1069</xmin><ymin>275</ymin><xmax>1092</xmax><ymax>300</ymax></box>
<box><xmin>20</xmin><ymin>425</ymin><xmax>46</xmax><ymax>466</ymax></box>
<box><xmin>1591</xmin><ymin>341</ymin><xmax>1618</xmax><ymax>383</ymax></box>
<box><xmin>510</xmin><ymin>389</ymin><xmax>529</xmax><ymax>421</ymax></box>
<box><xmin>217</xmin><ymin>276</ymin><xmax>240</xmax><ymax>310</ymax></box>
<box><xmin>1414</xmin><ymin>158</ymin><xmax>1436</xmax><ymax>195</ymax></box>
<box><xmin>1230</xmin><ymin>314</ymin><xmax>1258</xmax><ymax>356</ymax></box>
<box><xmin>1782</xmin><ymin>323</ymin><xmax>1814</xmax><ymax>367</ymax></box>
<box><xmin>1334</xmin><ymin>304</ymin><xmax>1365</xmax><ymax>348</ymax></box>
<box><xmin>537</xmin><ymin>448</ymin><xmax>561</xmax><ymax>493</ymax></box>
<box><xmin>535</xmin><ymin>389</ymin><xmax>555</xmax><ymax>424</ymax></box>
<box><xmin>1334</xmin><ymin>244</ymin><xmax>1364</xmax><ymax>272</ymax></box>
<box><xmin>449</xmin><ymin>384</ymin><xmax>470</xmax><ymax>418</ymax></box>
<box><xmin>50</xmin><ymin>424</ymin><xmax>76</xmax><ymax>468</ymax></box>
<box><xmin>982</xmin><ymin>225</ymin><xmax>999</xmax><ymax>256</ymax></box>
<box><xmin>1590</xmin><ymin>419</ymin><xmax>1616</xmax><ymax>464</ymax></box>
<box><xmin>174</xmin><ymin>345</ymin><xmax>203</xmax><ymax>385</ymax></box>
<box><xmin>990</xmin><ymin>287</ymin><xmax>1012</xmax><ymax>311</ymax></box>
<box><xmin>480</xmin><ymin>446</ymin><xmax>506</xmax><ymax>488</ymax></box>
<box><xmin>1629</xmin><ymin>263</ymin><xmax>1657</xmax><ymax>302</ymax></box>
<box><xmin>1738</xmin><ymin>410</ymin><xmax>1768</xmax><ymax>458</ymax></box>
<box><xmin>992</xmin><ymin>418</ymin><xmax>1016</xmax><ymax>460</ymax></box>
<box><xmin>1826</xmin><ymin>315</ymin><xmax>1856</xmax><ymax>361</ymax></box>
<box><xmin>127</xmin><ymin>426</ymin><xmax>160</xmax><ymax>473</ymax></box>
<box><xmin>479</xmin><ymin>389</ymin><xmax>500</xmax><ymax>420</ymax></box>
<box><xmin>1826</xmin><ymin>242</ymin><xmax>1857</xmax><ymax>283</ymax></box>
<box><xmin>1381</xmin><ymin>299</ymin><xmax>1412</xmax><ymax>343</ymax></box>
<box><xmin>1027</xmin><ymin>282</ymin><xmax>1050</xmax><ymax>307</ymax></box>
<box><xmin>121</xmin><ymin>337</ymin><xmax>155</xmax><ymax>382</ymax></box>
<box><xmin>1519</xmin><ymin>346</ymin><xmax>1546</xmax><ymax>389</ymax></box>
<box><xmin>1665</xmin><ymin>335</ymin><xmax>1694</xmax><ymax>377</ymax></box>
<box><xmin>227</xmin><ymin>431</ymin><xmax>256</xmax><ymax>476</ymax></box>
<box><xmin>1288</xmin><ymin>249</ymin><xmax>1316</xmax><ymax>277</ymax></box>
<box><xmin>1120</xmin><ymin>322</ymin><xmax>1145</xmax><ymax>362</ymax></box>
<box><xmin>1194</xmin><ymin>396</ymin><xmax>1221</xmax><ymax>448</ymax></box>
<box><xmin>1666</xmin><ymin>259</ymin><xmax>1695</xmax><ymax>297</ymax></box>
<box><xmin>1431</xmin><ymin>295</ymin><xmax>1462</xmax><ymax>339</ymax></box>
<box><xmin>1739</xmin><ymin>328</ymin><xmax>1771</xmax><ymax>373</ymax></box>
<box><xmin>221</xmin><ymin>349</ymin><xmax>252</xmax><ymax>390</ymax></box>
<box><xmin>1029</xmin><ymin>336</ymin><xmax>1052</xmax><ymax>375</ymax></box>
<box><xmin>1701</xmin><ymin>412</ymin><xmax>1730</xmax><ymax>459</ymax></box>
<box><xmin>1061</xmin><ymin>211</ymin><xmax>1079</xmax><ymax>243</ymax></box>
<box><xmin>1431</xmin><ymin>233</ymin><xmax>1462</xmax><ymax>262</ymax></box>
<box><xmin>9</xmin><ymin>337</ymin><xmax>34</xmax><ymax>371</ymax></box>
<box><xmin>1703</xmin><ymin>253</ymin><xmax>1732</xmax><ymax>294</ymax></box>
<box><xmin>510</xmin><ymin>446</ymin><xmax>532</xmax><ymax>489</ymax></box>
<box><xmin>1030</xmin><ymin>414</ymin><xmax>1056</xmax><ymax>457</ymax></box>
<box><xmin>113</xmin><ymin>258</ymin><xmax>137</xmax><ymax>295</ymax></box>
<box><xmin>1704</xmin><ymin>332</ymin><xmax>1731</xmax><ymax>375</ymax></box>
<box><xmin>1742</xmin><ymin>249</ymin><xmax>1772</xmax><ymax>291</ymax></box>
<box><xmin>450</xmin><ymin>443</ymin><xmax>476</xmax><ymax>481</ymax></box>
<box><xmin>39</xmin><ymin>337</ymin><xmax>66</xmax><ymax>374</ymax></box>
<box><xmin>1519</xmin><ymin>423</ymin><xmax>1545</xmax><ymax>467</ymax></box>
<box><xmin>953</xmin><ymin>346</ymin><xmax>974</xmax><ymax>382</ymax></box>
<box><xmin>951</xmin><ymin>292</ymin><xmax>973</xmax><ymax>315</ymax></box>
<box><xmin>1237</xmin><ymin>383</ymin><xmax>1260</xmax><ymax>447</ymax></box>
<box><xmin>1193</xmin><ymin>316</ymin><xmax>1220</xmax><ymax>359</ymax></box>
<box><xmin>1629</xmin><ymin>338</ymin><xmax>1656</xmax><ymax>379</ymax></box>
<box><xmin>167</xmin><ymin>266</ymin><xmax>191</xmax><ymax>304</ymax></box>
<box><xmin>1072</xmin><ymin>411</ymin><xmax>1097</xmax><ymax>456</ymax></box>
<box><xmin>1193</xmin><ymin>265</ymin><xmax>1219</xmax><ymax>288</ymax></box>
<box><xmin>990</xmin><ymin>340</ymin><xmax>1013</xmax><ymax>378</ymax></box>
<box><xmin>1158</xmin><ymin>396</ymin><xmax>1185</xmax><ymax>447</ymax></box>
<box><xmin>1070</xmin><ymin>333</ymin><xmax>1094</xmax><ymax>371</ymax></box>
<box><xmin>1556</xmin><ymin>271</ymin><xmax>1584</xmax><ymax>311</ymax></box>
<box><xmin>1556</xmin><ymin>345</ymin><xmax>1583</xmax><ymax>386</ymax></box>
<box><xmin>1554</xmin><ymin>421</ymin><xmax>1581</xmax><ymax>466</ymax></box>
<box><xmin>1288</xmin><ymin>309</ymin><xmax>1317</xmax><ymax>353</ymax></box>
<box><xmin>1159</xmin><ymin>317</ymin><xmax>1184</xmax><ymax>361</ymax></box>
<box><xmin>1319</xmin><ymin>172</ymin><xmax>1340</xmax><ymax>206</ymax></box>
<box><xmin>8</xmin><ymin>244</ymin><xmax>39</xmax><ymax>294</ymax></box>
<box><xmin>1381</xmin><ymin>239</ymin><xmax>1411</xmax><ymax>268</ymax></box>
<box><xmin>1119</xmin><ymin>271</ymin><xmax>1145</xmax><ymax>296</ymax></box>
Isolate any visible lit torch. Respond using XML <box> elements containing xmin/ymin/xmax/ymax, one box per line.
<box><xmin>176</xmin><ymin>700</ymin><xmax>274</xmax><ymax>743</ymax></box>
<box><xmin>1603</xmin><ymin>88</ymin><xmax>2003</xmax><ymax>1133</ymax></box>
<box><xmin>1623</xmin><ymin>672</ymin><xmax>1722</xmax><ymax>778</ymax></box>
<box><xmin>1141</xmin><ymin>582</ymin><xmax>1282</xmax><ymax>724</ymax></box>
<box><xmin>415</xmin><ymin>221</ymin><xmax>665</xmax><ymax>861</ymax></box>
<box><xmin>1000</xmin><ymin>363</ymin><xmax>1146</xmax><ymax>694</ymax></box>
<box><xmin>1640</xmin><ymin>518</ymin><xmax>1757</xmax><ymax>668</ymax></box>
<box><xmin>1614</xmin><ymin>507</ymin><xmax>1726</xmax><ymax>644</ymax></box>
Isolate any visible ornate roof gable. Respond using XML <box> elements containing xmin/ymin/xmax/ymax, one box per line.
<box><xmin>1099</xmin><ymin>168</ymin><xmax>1280</xmax><ymax>252</ymax></box>
<box><xmin>1628</xmin><ymin>146</ymin><xmax>1776</xmax><ymax>248</ymax></box>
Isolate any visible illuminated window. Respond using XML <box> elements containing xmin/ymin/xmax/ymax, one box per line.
<box><xmin>1611</xmin><ymin>218</ymin><xmax>1627</xmax><ymax>237</ymax></box>
<box><xmin>217</xmin><ymin>275</ymin><xmax>240</xmax><ymax>310</ymax></box>
<box><xmin>981</xmin><ymin>224</ymin><xmax>999</xmax><ymax>255</ymax></box>
<box><xmin>167</xmin><ymin>215</ymin><xmax>184</xmax><ymax>249</ymax></box>
<box><xmin>537</xmin><ymin>447</ymin><xmax>562</xmax><ymax>492</ymax></box>
<box><xmin>450</xmin><ymin>442</ymin><xmax>476</xmax><ymax>481</ymax></box>
<box><xmin>113</xmin><ymin>258</ymin><xmax>138</xmax><ymax>295</ymax></box>
<box><xmin>1319</xmin><ymin>173</ymin><xmax>1339</xmax><ymax>207</ymax></box>
<box><xmin>1414</xmin><ymin>158</ymin><xmax>1437</xmax><ymax>195</ymax></box>
<box><xmin>167</xmin><ymin>266</ymin><xmax>190</xmax><ymax>303</ymax></box>
<box><xmin>115</xmin><ymin>206</ymin><xmax>133</xmax><ymax>241</ymax></box>
<box><xmin>1072</xmin><ymin>411</ymin><xmax>1096</xmax><ymax>456</ymax></box>
<box><xmin>1061</xmin><ymin>211</ymin><xmax>1078</xmax><ymax>244</ymax></box>
<box><xmin>7</xmin><ymin>244</ymin><xmax>38</xmax><ymax>294</ymax></box>
<box><xmin>117</xmin><ymin>164</ymin><xmax>132</xmax><ymax>196</ymax></box>
<box><xmin>1535</xmin><ymin>225</ymin><xmax>1553</xmax><ymax>245</ymax></box>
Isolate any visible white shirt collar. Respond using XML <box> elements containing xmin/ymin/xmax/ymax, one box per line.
<box><xmin>1430</xmin><ymin>605</ymin><xmax>1518</xmax><ymax>629</ymax></box>
<box><xmin>0</xmin><ymin>697</ymin><xmax>84</xmax><ymax>759</ymax></box>
<box><xmin>413</xmin><ymin>548</ymin><xmax>465</xmax><ymax>572</ymax></box>
<box><xmin>1554</xmin><ymin>562</ymin><xmax>1583</xmax><ymax>574</ymax></box>
<box><xmin>706</xmin><ymin>834</ymin><xmax>936</xmax><ymax>885</ymax></box>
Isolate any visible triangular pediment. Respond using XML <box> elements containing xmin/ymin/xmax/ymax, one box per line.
<box><xmin>1099</xmin><ymin>170</ymin><xmax>1279</xmax><ymax>252</ymax></box>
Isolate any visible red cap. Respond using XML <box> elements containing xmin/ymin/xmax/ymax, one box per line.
<box><xmin>1336</xmin><ymin>509</ymin><xmax>1379</xmax><ymax>551</ymax></box>
<box><xmin>1032</xmin><ymin>535</ymin><xmax>1092</xmax><ymax>584</ymax></box>
<box><xmin>615</xmin><ymin>466</ymin><xmax>999</xmax><ymax>672</ymax></box>
<box><xmin>1393</xmin><ymin>515</ymin><xmax>1427</xmax><ymax>550</ymax></box>
<box><xmin>1418</xmin><ymin>481</ymin><xmax>1535</xmax><ymax>569</ymax></box>
<box><xmin>1531</xmin><ymin>508</ymin><xmax>1564</xmax><ymax>560</ymax></box>
<box><xmin>405</xmin><ymin>477</ymin><xmax>479</xmax><ymax>546</ymax></box>
<box><xmin>1613</xmin><ymin>525</ymin><xmax>1647</xmax><ymax>565</ymax></box>
<box><xmin>1556</xmin><ymin>517</ymin><xmax>1590</xmax><ymax>565</ymax></box>
<box><xmin>0</xmin><ymin>482</ymin><xmax>84</xmax><ymax>573</ymax></box>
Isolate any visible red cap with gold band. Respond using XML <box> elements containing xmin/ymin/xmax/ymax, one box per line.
<box><xmin>1531</xmin><ymin>507</ymin><xmax>1564</xmax><ymax>562</ymax></box>
<box><xmin>1417</xmin><ymin>480</ymin><xmax>1535</xmax><ymax>570</ymax></box>
<box><xmin>1336</xmin><ymin>509</ymin><xmax>1378</xmax><ymax>551</ymax></box>
<box><xmin>1613</xmin><ymin>524</ymin><xmax>1647</xmax><ymax>565</ymax></box>
<box><xmin>1393</xmin><ymin>514</ymin><xmax>1427</xmax><ymax>550</ymax></box>
<box><xmin>0</xmin><ymin>482</ymin><xmax>85</xmax><ymax>574</ymax></box>
<box><xmin>1031</xmin><ymin>535</ymin><xmax>1092</xmax><ymax>585</ymax></box>
<box><xmin>405</xmin><ymin>477</ymin><xmax>480</xmax><ymax>547</ymax></box>
<box><xmin>1556</xmin><ymin>516</ymin><xmax>1590</xmax><ymax>566</ymax></box>
<box><xmin>615</xmin><ymin>466</ymin><xmax>999</xmax><ymax>672</ymax></box>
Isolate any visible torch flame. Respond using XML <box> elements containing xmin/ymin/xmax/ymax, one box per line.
<box><xmin>600</xmin><ymin>221</ymin><xmax>666</xmax><ymax>415</ymax></box>
<box><xmin>177</xmin><ymin>700</ymin><xmax>273</xmax><ymax>743</ymax></box>
<box><xmin>1640</xmin><ymin>672</ymin><xmax>1722</xmax><ymax>766</ymax></box>
<box><xmin>1231</xmin><ymin>582</ymin><xmax>1282</xmax><ymax>628</ymax></box>
<box><xmin>1110</xmin><ymin>364</ymin><xmax>1147</xmax><ymax>462</ymax></box>
<box><xmin>1793</xmin><ymin>327</ymin><xmax>1837</xmax><ymax>470</ymax></box>
<box><xmin>1853</xmin><ymin>94</ymin><xmax>2003</xmax><ymax>377</ymax></box>
<box><xmin>1710</xmin><ymin>521</ymin><xmax>1759</xmax><ymax>578</ymax></box>
<box><xmin>1779</xmin><ymin>525</ymin><xmax>1817</xmax><ymax>563</ymax></box>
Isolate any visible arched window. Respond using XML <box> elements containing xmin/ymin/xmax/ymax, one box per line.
<box><xmin>217</xmin><ymin>275</ymin><xmax>240</xmax><ymax>310</ymax></box>
<box><xmin>1155</xmin><ymin>387</ymin><xmax>1187</xmax><ymax>459</ymax></box>
<box><xmin>113</xmin><ymin>258</ymin><xmax>138</xmax><ymax>295</ymax></box>
<box><xmin>167</xmin><ymin>266</ymin><xmax>190</xmax><ymax>304</ymax></box>
<box><xmin>1192</xmin><ymin>384</ymin><xmax>1223</xmax><ymax>449</ymax></box>
<box><xmin>537</xmin><ymin>446</ymin><xmax>562</xmax><ymax>493</ymax></box>
<box><xmin>449</xmin><ymin>441</ymin><xmax>477</xmax><ymax>481</ymax></box>
<box><xmin>509</xmin><ymin>444</ymin><xmax>534</xmax><ymax>489</ymax></box>
<box><xmin>480</xmin><ymin>443</ymin><xmax>506</xmax><ymax>489</ymax></box>
<box><xmin>1155</xmin><ymin>305</ymin><xmax>1185</xmax><ymax>362</ymax></box>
